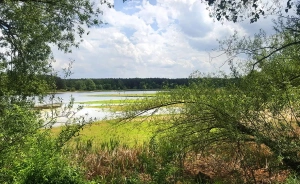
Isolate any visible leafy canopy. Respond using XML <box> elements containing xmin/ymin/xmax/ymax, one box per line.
<box><xmin>203</xmin><ymin>0</ymin><xmax>298</xmax><ymax>23</ymax></box>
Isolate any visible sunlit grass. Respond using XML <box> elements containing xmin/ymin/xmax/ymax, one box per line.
<box><xmin>77</xmin><ymin>99</ymin><xmax>143</xmax><ymax>111</ymax></box>
<box><xmin>78</xmin><ymin>98</ymin><xmax>182</xmax><ymax>111</ymax></box>
<box><xmin>77</xmin><ymin>99</ymin><xmax>142</xmax><ymax>105</ymax></box>
<box><xmin>87</xmin><ymin>93</ymin><xmax>157</xmax><ymax>97</ymax></box>
<box><xmin>50</xmin><ymin>118</ymin><xmax>160</xmax><ymax>147</ymax></box>
<box><xmin>85</xmin><ymin>105</ymin><xmax>128</xmax><ymax>112</ymax></box>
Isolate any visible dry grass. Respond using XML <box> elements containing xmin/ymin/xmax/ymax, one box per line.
<box><xmin>80</xmin><ymin>147</ymin><xmax>148</xmax><ymax>181</ymax></box>
<box><xmin>63</xmin><ymin>137</ymin><xmax>292</xmax><ymax>183</ymax></box>
<box><xmin>184</xmin><ymin>142</ymin><xmax>289</xmax><ymax>183</ymax></box>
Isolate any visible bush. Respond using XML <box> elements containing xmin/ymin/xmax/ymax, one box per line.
<box><xmin>2</xmin><ymin>132</ymin><xmax>86</xmax><ymax>184</ymax></box>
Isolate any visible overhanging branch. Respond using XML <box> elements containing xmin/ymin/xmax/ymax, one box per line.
<box><xmin>252</xmin><ymin>41</ymin><xmax>300</xmax><ymax>70</ymax></box>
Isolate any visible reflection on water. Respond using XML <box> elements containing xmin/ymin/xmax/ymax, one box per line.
<box><xmin>39</xmin><ymin>91</ymin><xmax>157</xmax><ymax>127</ymax></box>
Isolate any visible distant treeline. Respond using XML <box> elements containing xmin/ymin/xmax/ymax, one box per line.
<box><xmin>54</xmin><ymin>77</ymin><xmax>236</xmax><ymax>91</ymax></box>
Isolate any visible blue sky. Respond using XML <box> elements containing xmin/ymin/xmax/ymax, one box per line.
<box><xmin>52</xmin><ymin>0</ymin><xmax>279</xmax><ymax>79</ymax></box>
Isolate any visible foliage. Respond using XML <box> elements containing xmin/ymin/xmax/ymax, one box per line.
<box><xmin>57</xmin><ymin>77</ymin><xmax>234</xmax><ymax>91</ymax></box>
<box><xmin>203</xmin><ymin>0</ymin><xmax>296</xmax><ymax>23</ymax></box>
<box><xmin>141</xmin><ymin>137</ymin><xmax>187</xmax><ymax>183</ymax></box>
<box><xmin>7</xmin><ymin>132</ymin><xmax>86</xmax><ymax>184</ymax></box>
<box><xmin>85</xmin><ymin>79</ymin><xmax>96</xmax><ymax>91</ymax></box>
<box><xmin>0</xmin><ymin>0</ymin><xmax>102</xmax><ymax>97</ymax></box>
<box><xmin>285</xmin><ymin>173</ymin><xmax>300</xmax><ymax>184</ymax></box>
<box><xmin>64</xmin><ymin>134</ymin><xmax>196</xmax><ymax>184</ymax></box>
<box><xmin>0</xmin><ymin>0</ymin><xmax>107</xmax><ymax>183</ymax></box>
<box><xmin>0</xmin><ymin>99</ymin><xmax>90</xmax><ymax>183</ymax></box>
<box><xmin>62</xmin><ymin>78</ymin><xmax>192</xmax><ymax>91</ymax></box>
<box><xmin>75</xmin><ymin>80</ymin><xmax>87</xmax><ymax>90</ymax></box>
<box><xmin>121</xmin><ymin>26</ymin><xmax>300</xmax><ymax>181</ymax></box>
<box><xmin>207</xmin><ymin>0</ymin><xmax>300</xmax><ymax>74</ymax></box>
<box><xmin>112</xmin><ymin>0</ymin><xmax>300</xmax><ymax>181</ymax></box>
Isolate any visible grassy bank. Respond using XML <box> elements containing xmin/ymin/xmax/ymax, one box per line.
<box><xmin>49</xmin><ymin>115</ymin><xmax>293</xmax><ymax>183</ymax></box>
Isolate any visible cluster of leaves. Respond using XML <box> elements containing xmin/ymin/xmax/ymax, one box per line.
<box><xmin>203</xmin><ymin>0</ymin><xmax>297</xmax><ymax>23</ymax></box>
<box><xmin>1</xmin><ymin>131</ymin><xmax>87</xmax><ymax>184</ymax></box>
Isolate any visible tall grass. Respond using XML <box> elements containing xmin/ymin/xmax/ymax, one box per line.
<box><xmin>63</xmin><ymin>136</ymin><xmax>195</xmax><ymax>183</ymax></box>
<box><xmin>62</xmin><ymin>136</ymin><xmax>294</xmax><ymax>183</ymax></box>
<box><xmin>51</xmin><ymin>119</ymin><xmax>157</xmax><ymax>147</ymax></box>
<box><xmin>52</xmin><ymin>118</ymin><xmax>294</xmax><ymax>183</ymax></box>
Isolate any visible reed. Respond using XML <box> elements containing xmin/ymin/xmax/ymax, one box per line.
<box><xmin>63</xmin><ymin>137</ymin><xmax>291</xmax><ymax>183</ymax></box>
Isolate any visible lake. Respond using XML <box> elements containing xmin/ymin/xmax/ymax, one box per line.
<box><xmin>39</xmin><ymin>91</ymin><xmax>158</xmax><ymax>127</ymax></box>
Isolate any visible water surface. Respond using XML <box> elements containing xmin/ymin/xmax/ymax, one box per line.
<box><xmin>39</xmin><ymin>91</ymin><xmax>157</xmax><ymax>127</ymax></box>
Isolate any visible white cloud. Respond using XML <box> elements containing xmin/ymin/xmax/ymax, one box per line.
<box><xmin>52</xmin><ymin>0</ymin><xmax>271</xmax><ymax>78</ymax></box>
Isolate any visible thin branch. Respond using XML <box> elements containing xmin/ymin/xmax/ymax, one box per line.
<box><xmin>252</xmin><ymin>41</ymin><xmax>300</xmax><ymax>70</ymax></box>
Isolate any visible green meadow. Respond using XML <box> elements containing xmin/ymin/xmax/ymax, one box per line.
<box><xmin>51</xmin><ymin>119</ymin><xmax>158</xmax><ymax>147</ymax></box>
<box><xmin>78</xmin><ymin>99</ymin><xmax>139</xmax><ymax>104</ymax></box>
<box><xmin>86</xmin><ymin>93</ymin><xmax>157</xmax><ymax>97</ymax></box>
<box><xmin>76</xmin><ymin>97</ymin><xmax>144</xmax><ymax>111</ymax></box>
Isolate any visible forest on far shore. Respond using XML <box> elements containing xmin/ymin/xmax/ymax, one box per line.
<box><xmin>55</xmin><ymin>77</ymin><xmax>233</xmax><ymax>91</ymax></box>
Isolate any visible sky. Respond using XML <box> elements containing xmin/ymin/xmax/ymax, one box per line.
<box><xmin>52</xmin><ymin>0</ymin><xmax>277</xmax><ymax>79</ymax></box>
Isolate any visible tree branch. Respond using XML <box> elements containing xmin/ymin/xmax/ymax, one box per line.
<box><xmin>252</xmin><ymin>41</ymin><xmax>300</xmax><ymax>70</ymax></box>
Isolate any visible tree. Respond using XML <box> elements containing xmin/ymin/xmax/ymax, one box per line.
<box><xmin>123</xmin><ymin>50</ymin><xmax>300</xmax><ymax>178</ymax></box>
<box><xmin>120</xmin><ymin>1</ymin><xmax>300</xmax><ymax>180</ymax></box>
<box><xmin>203</xmin><ymin>0</ymin><xmax>297</xmax><ymax>23</ymax></box>
<box><xmin>0</xmin><ymin>0</ymin><xmax>106</xmax><ymax>182</ymax></box>
<box><xmin>203</xmin><ymin>0</ymin><xmax>300</xmax><ymax>176</ymax></box>
<box><xmin>75</xmin><ymin>80</ymin><xmax>87</xmax><ymax>90</ymax></box>
<box><xmin>55</xmin><ymin>76</ymin><xmax>67</xmax><ymax>90</ymax></box>
<box><xmin>204</xmin><ymin>0</ymin><xmax>300</xmax><ymax>70</ymax></box>
<box><xmin>0</xmin><ymin>0</ymin><xmax>102</xmax><ymax>96</ymax></box>
<box><xmin>86</xmin><ymin>79</ymin><xmax>96</xmax><ymax>91</ymax></box>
